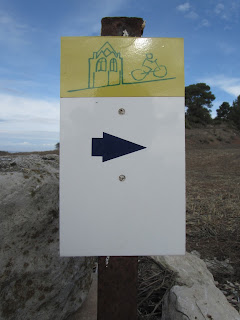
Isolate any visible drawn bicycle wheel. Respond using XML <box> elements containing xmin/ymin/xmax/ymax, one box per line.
<box><xmin>153</xmin><ymin>65</ymin><xmax>167</xmax><ymax>78</ymax></box>
<box><xmin>131</xmin><ymin>69</ymin><xmax>148</xmax><ymax>81</ymax></box>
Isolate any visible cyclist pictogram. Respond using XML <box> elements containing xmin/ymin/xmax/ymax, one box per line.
<box><xmin>131</xmin><ymin>53</ymin><xmax>167</xmax><ymax>81</ymax></box>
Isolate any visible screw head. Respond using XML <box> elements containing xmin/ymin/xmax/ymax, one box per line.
<box><xmin>118</xmin><ymin>108</ymin><xmax>125</xmax><ymax>115</ymax></box>
<box><xmin>119</xmin><ymin>175</ymin><xmax>126</xmax><ymax>182</ymax></box>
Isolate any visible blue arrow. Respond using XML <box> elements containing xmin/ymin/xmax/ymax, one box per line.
<box><xmin>92</xmin><ymin>132</ymin><xmax>146</xmax><ymax>162</ymax></box>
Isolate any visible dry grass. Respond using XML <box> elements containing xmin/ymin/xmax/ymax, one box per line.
<box><xmin>137</xmin><ymin>257</ymin><xmax>175</xmax><ymax>320</ymax></box>
<box><xmin>186</xmin><ymin>146</ymin><xmax>240</xmax><ymax>279</ymax></box>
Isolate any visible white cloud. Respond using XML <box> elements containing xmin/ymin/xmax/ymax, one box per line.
<box><xmin>0</xmin><ymin>10</ymin><xmax>33</xmax><ymax>46</ymax></box>
<box><xmin>19</xmin><ymin>141</ymin><xmax>31</xmax><ymax>145</ymax></box>
<box><xmin>0</xmin><ymin>130</ymin><xmax>59</xmax><ymax>152</ymax></box>
<box><xmin>176</xmin><ymin>2</ymin><xmax>191</xmax><ymax>12</ymax></box>
<box><xmin>215</xmin><ymin>3</ymin><xmax>225</xmax><ymax>15</ymax></box>
<box><xmin>200</xmin><ymin>19</ymin><xmax>210</xmax><ymax>27</ymax></box>
<box><xmin>200</xmin><ymin>76</ymin><xmax>240</xmax><ymax>97</ymax></box>
<box><xmin>0</xmin><ymin>10</ymin><xmax>27</xmax><ymax>32</ymax></box>
<box><xmin>185</xmin><ymin>11</ymin><xmax>199</xmax><ymax>19</ymax></box>
<box><xmin>0</xmin><ymin>93</ymin><xmax>59</xmax><ymax>151</ymax></box>
<box><xmin>224</xmin><ymin>25</ymin><xmax>232</xmax><ymax>31</ymax></box>
<box><xmin>176</xmin><ymin>2</ymin><xmax>199</xmax><ymax>20</ymax></box>
<box><xmin>214</xmin><ymin>1</ymin><xmax>240</xmax><ymax>22</ymax></box>
<box><xmin>217</xmin><ymin>42</ymin><xmax>236</xmax><ymax>55</ymax></box>
<box><xmin>0</xmin><ymin>93</ymin><xmax>59</xmax><ymax>132</ymax></box>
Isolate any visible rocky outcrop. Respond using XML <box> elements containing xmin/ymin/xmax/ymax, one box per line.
<box><xmin>152</xmin><ymin>253</ymin><xmax>240</xmax><ymax>320</ymax></box>
<box><xmin>0</xmin><ymin>154</ymin><xmax>94</xmax><ymax>320</ymax></box>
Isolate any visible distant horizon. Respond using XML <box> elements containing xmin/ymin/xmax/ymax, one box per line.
<box><xmin>0</xmin><ymin>147</ymin><xmax>57</xmax><ymax>153</ymax></box>
<box><xmin>0</xmin><ymin>148</ymin><xmax>57</xmax><ymax>153</ymax></box>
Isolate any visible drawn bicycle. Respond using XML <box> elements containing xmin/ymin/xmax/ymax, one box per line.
<box><xmin>131</xmin><ymin>53</ymin><xmax>167</xmax><ymax>81</ymax></box>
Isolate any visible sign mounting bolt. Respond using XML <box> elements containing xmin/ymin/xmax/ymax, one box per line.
<box><xmin>118</xmin><ymin>108</ymin><xmax>125</xmax><ymax>115</ymax></box>
<box><xmin>119</xmin><ymin>175</ymin><xmax>126</xmax><ymax>182</ymax></box>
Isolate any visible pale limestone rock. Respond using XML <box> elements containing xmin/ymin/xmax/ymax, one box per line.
<box><xmin>152</xmin><ymin>253</ymin><xmax>240</xmax><ymax>320</ymax></box>
<box><xmin>0</xmin><ymin>155</ymin><xmax>94</xmax><ymax>320</ymax></box>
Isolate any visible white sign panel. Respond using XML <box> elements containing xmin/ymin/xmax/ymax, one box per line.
<box><xmin>60</xmin><ymin>97</ymin><xmax>185</xmax><ymax>256</ymax></box>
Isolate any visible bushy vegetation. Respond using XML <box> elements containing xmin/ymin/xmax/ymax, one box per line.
<box><xmin>185</xmin><ymin>83</ymin><xmax>240</xmax><ymax>130</ymax></box>
<box><xmin>185</xmin><ymin>83</ymin><xmax>215</xmax><ymax>125</ymax></box>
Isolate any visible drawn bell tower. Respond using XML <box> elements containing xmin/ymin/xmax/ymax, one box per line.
<box><xmin>88</xmin><ymin>42</ymin><xmax>123</xmax><ymax>89</ymax></box>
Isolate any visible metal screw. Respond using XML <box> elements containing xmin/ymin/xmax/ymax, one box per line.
<box><xmin>119</xmin><ymin>175</ymin><xmax>126</xmax><ymax>182</ymax></box>
<box><xmin>118</xmin><ymin>108</ymin><xmax>125</xmax><ymax>115</ymax></box>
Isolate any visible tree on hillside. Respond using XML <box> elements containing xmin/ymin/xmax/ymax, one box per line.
<box><xmin>229</xmin><ymin>95</ymin><xmax>240</xmax><ymax>129</ymax></box>
<box><xmin>185</xmin><ymin>83</ymin><xmax>215</xmax><ymax>125</ymax></box>
<box><xmin>55</xmin><ymin>142</ymin><xmax>60</xmax><ymax>150</ymax></box>
<box><xmin>216</xmin><ymin>102</ymin><xmax>231</xmax><ymax>120</ymax></box>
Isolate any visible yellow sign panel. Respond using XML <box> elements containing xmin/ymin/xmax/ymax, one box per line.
<box><xmin>61</xmin><ymin>37</ymin><xmax>184</xmax><ymax>97</ymax></box>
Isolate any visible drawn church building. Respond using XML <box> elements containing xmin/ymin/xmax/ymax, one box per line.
<box><xmin>88</xmin><ymin>42</ymin><xmax>123</xmax><ymax>89</ymax></box>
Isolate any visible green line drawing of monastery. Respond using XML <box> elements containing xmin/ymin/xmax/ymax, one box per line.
<box><xmin>88</xmin><ymin>42</ymin><xmax>123</xmax><ymax>89</ymax></box>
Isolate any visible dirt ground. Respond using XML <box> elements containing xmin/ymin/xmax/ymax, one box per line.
<box><xmin>185</xmin><ymin>126</ymin><xmax>240</xmax><ymax>314</ymax></box>
<box><xmin>186</xmin><ymin>138</ymin><xmax>240</xmax><ymax>271</ymax></box>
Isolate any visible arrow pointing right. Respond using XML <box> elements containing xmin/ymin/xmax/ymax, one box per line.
<box><xmin>92</xmin><ymin>132</ymin><xmax>146</xmax><ymax>162</ymax></box>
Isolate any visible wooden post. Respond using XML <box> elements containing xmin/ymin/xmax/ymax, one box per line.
<box><xmin>98</xmin><ymin>256</ymin><xmax>138</xmax><ymax>320</ymax></box>
<box><xmin>101</xmin><ymin>17</ymin><xmax>145</xmax><ymax>37</ymax></box>
<box><xmin>97</xmin><ymin>17</ymin><xmax>145</xmax><ymax>320</ymax></box>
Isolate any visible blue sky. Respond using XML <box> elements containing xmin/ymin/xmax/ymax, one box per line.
<box><xmin>0</xmin><ymin>0</ymin><xmax>240</xmax><ymax>152</ymax></box>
